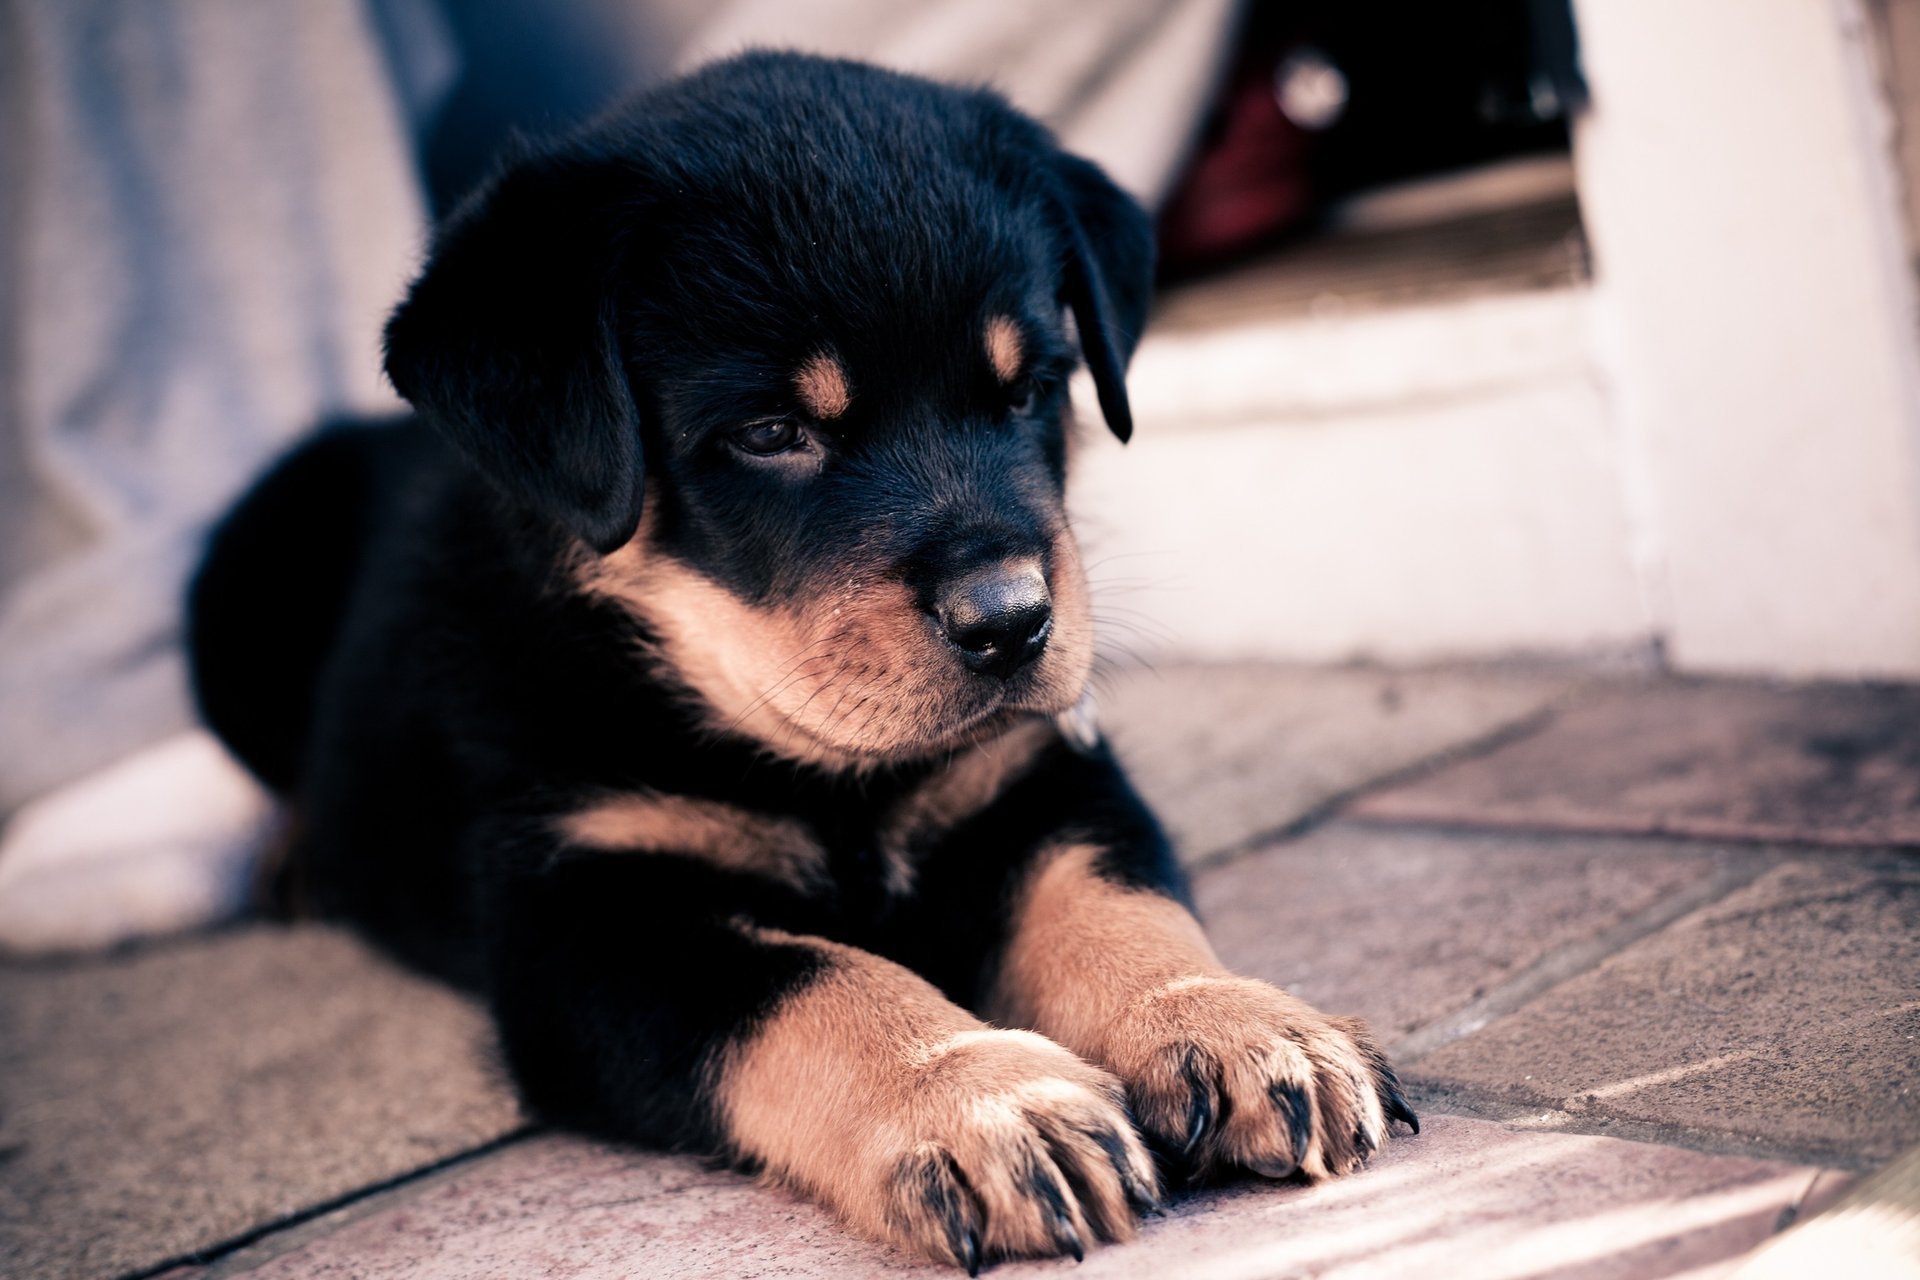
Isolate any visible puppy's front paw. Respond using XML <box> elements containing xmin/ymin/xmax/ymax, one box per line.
<box><xmin>879</xmin><ymin>1030</ymin><xmax>1161</xmax><ymax>1273</ymax></box>
<box><xmin>1108</xmin><ymin>976</ymin><xmax>1417</xmax><ymax>1181</ymax></box>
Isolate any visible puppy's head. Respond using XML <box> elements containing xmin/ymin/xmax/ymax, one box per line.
<box><xmin>385</xmin><ymin>53</ymin><xmax>1153</xmax><ymax>768</ymax></box>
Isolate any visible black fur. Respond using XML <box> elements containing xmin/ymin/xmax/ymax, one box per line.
<box><xmin>191</xmin><ymin>53</ymin><xmax>1172</xmax><ymax>1165</ymax></box>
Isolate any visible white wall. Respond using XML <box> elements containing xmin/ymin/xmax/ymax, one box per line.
<box><xmin>1572</xmin><ymin>0</ymin><xmax>1920</xmax><ymax>676</ymax></box>
<box><xmin>1070</xmin><ymin>289</ymin><xmax>1653</xmax><ymax>665</ymax></box>
<box><xmin>1077</xmin><ymin>0</ymin><xmax>1920</xmax><ymax>678</ymax></box>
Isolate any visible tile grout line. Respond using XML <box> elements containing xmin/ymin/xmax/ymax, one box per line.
<box><xmin>1399</xmin><ymin>1082</ymin><xmax>1884</xmax><ymax>1174</ymax></box>
<box><xmin>1387</xmin><ymin>857</ymin><xmax>1775</xmax><ymax>1066</ymax></box>
<box><xmin>1184</xmin><ymin>702</ymin><xmax>1567</xmax><ymax>875</ymax></box>
<box><xmin>116</xmin><ymin>1126</ymin><xmax>542</xmax><ymax>1280</ymax></box>
<box><xmin>1338</xmin><ymin>810</ymin><xmax>1920</xmax><ymax>856</ymax></box>
<box><xmin>1778</xmin><ymin>1168</ymin><xmax>1836</xmax><ymax>1231</ymax></box>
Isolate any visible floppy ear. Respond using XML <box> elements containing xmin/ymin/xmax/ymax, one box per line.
<box><xmin>1051</xmin><ymin>152</ymin><xmax>1155</xmax><ymax>443</ymax></box>
<box><xmin>384</xmin><ymin>153</ymin><xmax>645</xmax><ymax>553</ymax></box>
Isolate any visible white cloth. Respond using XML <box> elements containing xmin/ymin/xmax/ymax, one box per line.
<box><xmin>0</xmin><ymin>0</ymin><xmax>426</xmax><ymax>813</ymax></box>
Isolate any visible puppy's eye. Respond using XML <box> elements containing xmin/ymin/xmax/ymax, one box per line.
<box><xmin>730</xmin><ymin>419</ymin><xmax>806</xmax><ymax>456</ymax></box>
<box><xmin>1007</xmin><ymin>376</ymin><xmax>1042</xmax><ymax>417</ymax></box>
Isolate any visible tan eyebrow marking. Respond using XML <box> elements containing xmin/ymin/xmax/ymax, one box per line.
<box><xmin>794</xmin><ymin>353</ymin><xmax>851</xmax><ymax>419</ymax></box>
<box><xmin>984</xmin><ymin>315</ymin><xmax>1024</xmax><ymax>383</ymax></box>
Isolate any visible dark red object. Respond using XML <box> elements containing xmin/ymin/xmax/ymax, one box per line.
<box><xmin>1156</xmin><ymin>35</ymin><xmax>1318</xmax><ymax>278</ymax></box>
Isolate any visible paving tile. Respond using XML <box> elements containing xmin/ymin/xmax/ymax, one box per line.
<box><xmin>0</xmin><ymin>924</ymin><xmax>524</xmax><ymax>1280</ymax></box>
<box><xmin>1098</xmin><ymin>663</ymin><xmax>1577</xmax><ymax>861</ymax></box>
<box><xmin>1192</xmin><ymin>824</ymin><xmax>1726</xmax><ymax>1043</ymax></box>
<box><xmin>1414</xmin><ymin>859</ymin><xmax>1920</xmax><ymax>1166</ymax></box>
<box><xmin>1351</xmin><ymin>679</ymin><xmax>1920</xmax><ymax>846</ymax></box>
<box><xmin>218</xmin><ymin>1116</ymin><xmax>1841</xmax><ymax>1280</ymax></box>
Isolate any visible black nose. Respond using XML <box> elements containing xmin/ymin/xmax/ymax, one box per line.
<box><xmin>935</xmin><ymin>558</ymin><xmax>1053</xmax><ymax>679</ymax></box>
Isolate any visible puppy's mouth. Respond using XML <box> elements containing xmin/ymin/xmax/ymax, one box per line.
<box><xmin>752</xmin><ymin>636</ymin><xmax>1085</xmax><ymax>766</ymax></box>
<box><xmin>772</xmin><ymin>698</ymin><xmax>1018</xmax><ymax>763</ymax></box>
<box><xmin>577</xmin><ymin>529</ymin><xmax>1095</xmax><ymax>770</ymax></box>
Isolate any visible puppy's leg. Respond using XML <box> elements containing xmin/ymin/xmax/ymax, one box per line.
<box><xmin>486</xmin><ymin>854</ymin><xmax>1157</xmax><ymax>1271</ymax></box>
<box><xmin>977</xmin><ymin>754</ymin><xmax>1418</xmax><ymax>1181</ymax></box>
<box><xmin>722</xmin><ymin>929</ymin><xmax>1163</xmax><ymax>1270</ymax></box>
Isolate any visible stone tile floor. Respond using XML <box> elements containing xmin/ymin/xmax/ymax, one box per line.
<box><xmin>3</xmin><ymin>662</ymin><xmax>1916</xmax><ymax>1279</ymax></box>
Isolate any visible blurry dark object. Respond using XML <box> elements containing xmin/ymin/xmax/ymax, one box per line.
<box><xmin>1156</xmin><ymin>39</ymin><xmax>1318</xmax><ymax>277</ymax></box>
<box><xmin>421</xmin><ymin>1</ymin><xmax>629</xmax><ymax>213</ymax></box>
<box><xmin>371</xmin><ymin>0</ymin><xmax>642</xmax><ymax>216</ymax></box>
<box><xmin>1159</xmin><ymin>0</ymin><xmax>1587</xmax><ymax>278</ymax></box>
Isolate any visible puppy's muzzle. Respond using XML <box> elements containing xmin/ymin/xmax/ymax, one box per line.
<box><xmin>933</xmin><ymin>557</ymin><xmax>1052</xmax><ymax>680</ymax></box>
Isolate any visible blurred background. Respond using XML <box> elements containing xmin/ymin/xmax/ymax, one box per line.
<box><xmin>4</xmin><ymin>0</ymin><xmax>1920</xmax><ymax>944</ymax></box>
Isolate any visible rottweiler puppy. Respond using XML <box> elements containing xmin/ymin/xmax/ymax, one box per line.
<box><xmin>189</xmin><ymin>52</ymin><xmax>1414</xmax><ymax>1271</ymax></box>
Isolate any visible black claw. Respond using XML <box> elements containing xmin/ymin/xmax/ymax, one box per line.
<box><xmin>1272</xmin><ymin>1083</ymin><xmax>1312</xmax><ymax>1168</ymax></box>
<box><xmin>914</xmin><ymin>1151</ymin><xmax>980</xmax><ymax>1270</ymax></box>
<box><xmin>1184</xmin><ymin>1094</ymin><xmax>1210</xmax><ymax>1154</ymax></box>
<box><xmin>1055</xmin><ymin>1213</ymin><xmax>1085</xmax><ymax>1263</ymax></box>
<box><xmin>1029</xmin><ymin>1165</ymin><xmax>1086</xmax><ymax>1261</ymax></box>
<box><xmin>1094</xmin><ymin>1129</ymin><xmax>1162</xmax><ymax>1218</ymax></box>
<box><xmin>1181</xmin><ymin>1055</ymin><xmax>1214</xmax><ymax>1155</ymax></box>
<box><xmin>1123</xmin><ymin>1173</ymin><xmax>1158</xmax><ymax>1214</ymax></box>
<box><xmin>1383</xmin><ymin>1086</ymin><xmax>1420</xmax><ymax>1135</ymax></box>
<box><xmin>1372</xmin><ymin>1060</ymin><xmax>1415</xmax><ymax>1129</ymax></box>
<box><xmin>1356</xmin><ymin>1125</ymin><xmax>1377</xmax><ymax>1157</ymax></box>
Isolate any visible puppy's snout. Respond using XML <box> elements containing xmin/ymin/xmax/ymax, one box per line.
<box><xmin>935</xmin><ymin>558</ymin><xmax>1052</xmax><ymax>679</ymax></box>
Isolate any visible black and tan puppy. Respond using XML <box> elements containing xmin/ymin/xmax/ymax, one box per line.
<box><xmin>189</xmin><ymin>52</ymin><xmax>1414</xmax><ymax>1271</ymax></box>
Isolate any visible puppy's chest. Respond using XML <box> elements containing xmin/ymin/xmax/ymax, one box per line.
<box><xmin>739</xmin><ymin>772</ymin><xmax>971</xmax><ymax>927</ymax></box>
<box><xmin>557</xmin><ymin>773</ymin><xmax>929</xmax><ymax>925</ymax></box>
<box><xmin>559</xmin><ymin>722</ymin><xmax>1056</xmax><ymax>934</ymax></box>
<box><xmin>807</xmin><ymin>806</ymin><xmax>912</xmax><ymax>925</ymax></box>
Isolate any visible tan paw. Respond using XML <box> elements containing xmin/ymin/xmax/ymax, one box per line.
<box><xmin>1107</xmin><ymin>976</ymin><xmax>1417</xmax><ymax>1181</ymax></box>
<box><xmin>877</xmin><ymin>1030</ymin><xmax>1162</xmax><ymax>1272</ymax></box>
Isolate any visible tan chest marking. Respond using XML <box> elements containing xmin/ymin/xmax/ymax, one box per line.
<box><xmin>557</xmin><ymin>793</ymin><xmax>826</xmax><ymax>892</ymax></box>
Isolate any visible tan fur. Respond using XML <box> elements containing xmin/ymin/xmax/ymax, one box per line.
<box><xmin>572</xmin><ymin>499</ymin><xmax>1096</xmax><ymax>771</ymax></box>
<box><xmin>989</xmin><ymin>844</ymin><xmax>1393</xmax><ymax>1180</ymax></box>
<box><xmin>875</xmin><ymin>718</ymin><xmax>1054</xmax><ymax>891</ymax></box>
<box><xmin>794</xmin><ymin>353</ymin><xmax>852</xmax><ymax>419</ymax></box>
<box><xmin>1041</xmin><ymin>526</ymin><xmax>1094</xmax><ymax>704</ymax></box>
<box><xmin>557</xmin><ymin>793</ymin><xmax>825</xmax><ymax>891</ymax></box>
<box><xmin>984</xmin><ymin>315</ymin><xmax>1024</xmax><ymax>382</ymax></box>
<box><xmin>719</xmin><ymin>927</ymin><xmax>1159</xmax><ymax>1267</ymax></box>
